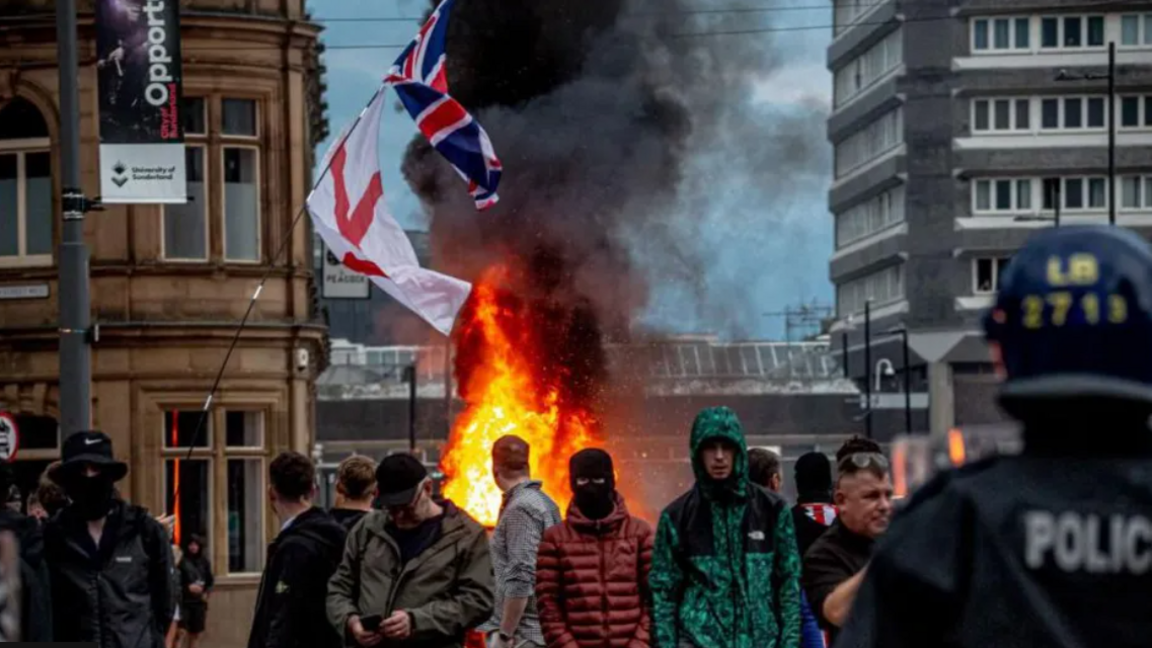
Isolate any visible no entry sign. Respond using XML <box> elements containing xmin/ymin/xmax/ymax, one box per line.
<box><xmin>0</xmin><ymin>413</ymin><xmax>19</xmax><ymax>461</ymax></box>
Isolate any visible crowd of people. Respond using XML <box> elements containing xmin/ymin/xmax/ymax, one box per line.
<box><xmin>0</xmin><ymin>403</ymin><xmax>900</xmax><ymax>648</ymax></box>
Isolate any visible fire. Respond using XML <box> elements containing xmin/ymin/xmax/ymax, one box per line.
<box><xmin>441</xmin><ymin>265</ymin><xmax>600</xmax><ymax>526</ymax></box>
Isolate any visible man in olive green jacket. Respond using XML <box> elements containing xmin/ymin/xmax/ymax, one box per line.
<box><xmin>327</xmin><ymin>454</ymin><xmax>495</xmax><ymax>648</ymax></box>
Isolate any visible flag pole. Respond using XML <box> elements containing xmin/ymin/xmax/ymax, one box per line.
<box><xmin>169</xmin><ymin>84</ymin><xmax>389</xmax><ymax>511</ymax></box>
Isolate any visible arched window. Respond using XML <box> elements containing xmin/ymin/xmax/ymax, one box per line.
<box><xmin>0</xmin><ymin>98</ymin><xmax>52</xmax><ymax>268</ymax></box>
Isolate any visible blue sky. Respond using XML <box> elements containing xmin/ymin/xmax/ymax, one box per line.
<box><xmin>306</xmin><ymin>0</ymin><xmax>834</xmax><ymax>340</ymax></box>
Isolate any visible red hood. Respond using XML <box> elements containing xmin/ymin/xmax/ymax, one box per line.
<box><xmin>566</xmin><ymin>492</ymin><xmax>629</xmax><ymax>534</ymax></box>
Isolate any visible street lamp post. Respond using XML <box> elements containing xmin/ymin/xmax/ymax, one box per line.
<box><xmin>863</xmin><ymin>300</ymin><xmax>872</xmax><ymax>440</ymax></box>
<box><xmin>896</xmin><ymin>329</ymin><xmax>912</xmax><ymax>435</ymax></box>
<box><xmin>1056</xmin><ymin>41</ymin><xmax>1116</xmax><ymax>226</ymax></box>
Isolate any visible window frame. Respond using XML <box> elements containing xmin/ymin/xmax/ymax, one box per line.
<box><xmin>971</xmin><ymin>16</ymin><xmax>1032</xmax><ymax>53</ymax></box>
<box><xmin>836</xmin><ymin>264</ymin><xmax>905</xmax><ymax>318</ymax></box>
<box><xmin>971</xmin><ymin>97</ymin><xmax>1032</xmax><ymax>133</ymax></box>
<box><xmin>834</xmin><ymin>185</ymin><xmax>906</xmax><ymax>249</ymax></box>
<box><xmin>1119</xmin><ymin>175</ymin><xmax>1152</xmax><ymax>211</ymax></box>
<box><xmin>972</xmin><ymin>177</ymin><xmax>1034</xmax><ymax>214</ymax></box>
<box><xmin>161</xmin><ymin>405</ymin><xmax>268</xmax><ymax>577</ymax></box>
<box><xmin>160</xmin><ymin>143</ymin><xmax>210</xmax><ymax>262</ymax></box>
<box><xmin>1040</xmin><ymin>14</ymin><xmax>1107</xmax><ymax>50</ymax></box>
<box><xmin>1118</xmin><ymin>94</ymin><xmax>1152</xmax><ymax>130</ymax></box>
<box><xmin>1118</xmin><ymin>13</ymin><xmax>1152</xmax><ymax>48</ymax></box>
<box><xmin>220</xmin><ymin>144</ymin><xmax>263</xmax><ymax>264</ymax></box>
<box><xmin>0</xmin><ymin>138</ymin><xmax>53</xmax><ymax>269</ymax></box>
<box><xmin>1038</xmin><ymin>96</ymin><xmax>1108</xmax><ymax>131</ymax></box>
<box><xmin>973</xmin><ymin>257</ymin><xmax>1011</xmax><ymax>295</ymax></box>
<box><xmin>833</xmin><ymin>29</ymin><xmax>903</xmax><ymax>109</ymax></box>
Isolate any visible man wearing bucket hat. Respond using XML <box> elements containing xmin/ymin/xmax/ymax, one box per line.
<box><xmin>43</xmin><ymin>431</ymin><xmax>174</xmax><ymax>648</ymax></box>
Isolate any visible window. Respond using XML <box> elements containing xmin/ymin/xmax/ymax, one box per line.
<box><xmin>835</xmin><ymin>186</ymin><xmax>906</xmax><ymax>247</ymax></box>
<box><xmin>224</xmin><ymin>147</ymin><xmax>260</xmax><ymax>261</ymax></box>
<box><xmin>1053</xmin><ymin>176</ymin><xmax>1109</xmax><ymax>211</ymax></box>
<box><xmin>1041</xmin><ymin>15</ymin><xmax>1106</xmax><ymax>49</ymax></box>
<box><xmin>972</xmin><ymin>98</ymin><xmax>1031</xmax><ymax>132</ymax></box>
<box><xmin>1118</xmin><ymin>95</ymin><xmax>1152</xmax><ymax>128</ymax></box>
<box><xmin>162</xmin><ymin>96</ymin><xmax>262</xmax><ymax>263</ymax></box>
<box><xmin>1120</xmin><ymin>176</ymin><xmax>1152</xmax><ymax>210</ymax></box>
<box><xmin>974</xmin><ymin>258</ymin><xmax>1011</xmax><ymax>294</ymax></box>
<box><xmin>0</xmin><ymin>98</ymin><xmax>52</xmax><ymax>268</ymax></box>
<box><xmin>834</xmin><ymin>0</ymin><xmax>877</xmax><ymax>36</ymax></box>
<box><xmin>1038</xmin><ymin>96</ymin><xmax>1107</xmax><ymax>131</ymax></box>
<box><xmin>835</xmin><ymin>107</ymin><xmax>903</xmax><ymax>178</ymax></box>
<box><xmin>836</xmin><ymin>264</ymin><xmax>905</xmax><ymax>318</ymax></box>
<box><xmin>164</xmin><ymin>407</ymin><xmax>267</xmax><ymax>575</ymax></box>
<box><xmin>972</xmin><ymin>17</ymin><xmax>1031</xmax><ymax>52</ymax></box>
<box><xmin>834</xmin><ymin>29</ymin><xmax>902</xmax><ymax>108</ymax></box>
<box><xmin>973</xmin><ymin>178</ymin><xmax>1032</xmax><ymax>213</ymax></box>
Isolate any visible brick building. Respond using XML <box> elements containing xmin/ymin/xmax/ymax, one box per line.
<box><xmin>0</xmin><ymin>1</ymin><xmax>327</xmax><ymax>645</ymax></box>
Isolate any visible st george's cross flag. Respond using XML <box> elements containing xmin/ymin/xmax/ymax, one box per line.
<box><xmin>386</xmin><ymin>0</ymin><xmax>502</xmax><ymax>210</ymax></box>
<box><xmin>306</xmin><ymin>90</ymin><xmax>471</xmax><ymax>336</ymax></box>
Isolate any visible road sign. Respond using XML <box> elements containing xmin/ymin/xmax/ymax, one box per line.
<box><xmin>0</xmin><ymin>413</ymin><xmax>19</xmax><ymax>461</ymax></box>
<box><xmin>322</xmin><ymin>247</ymin><xmax>371</xmax><ymax>299</ymax></box>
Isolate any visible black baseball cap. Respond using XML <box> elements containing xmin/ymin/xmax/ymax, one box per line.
<box><xmin>375</xmin><ymin>453</ymin><xmax>428</xmax><ymax>507</ymax></box>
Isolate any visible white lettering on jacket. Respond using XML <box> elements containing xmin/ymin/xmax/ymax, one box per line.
<box><xmin>1023</xmin><ymin>510</ymin><xmax>1152</xmax><ymax>575</ymax></box>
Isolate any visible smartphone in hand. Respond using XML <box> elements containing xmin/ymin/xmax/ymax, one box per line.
<box><xmin>360</xmin><ymin>615</ymin><xmax>384</xmax><ymax>632</ymax></box>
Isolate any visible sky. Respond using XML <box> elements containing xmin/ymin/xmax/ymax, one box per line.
<box><xmin>306</xmin><ymin>0</ymin><xmax>834</xmax><ymax>340</ymax></box>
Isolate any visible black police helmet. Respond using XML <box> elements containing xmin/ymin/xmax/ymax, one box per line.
<box><xmin>984</xmin><ymin>225</ymin><xmax>1152</xmax><ymax>410</ymax></box>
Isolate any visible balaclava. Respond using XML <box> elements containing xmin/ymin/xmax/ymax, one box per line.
<box><xmin>794</xmin><ymin>452</ymin><xmax>833</xmax><ymax>504</ymax></box>
<box><xmin>65</xmin><ymin>473</ymin><xmax>116</xmax><ymax>521</ymax></box>
<box><xmin>569</xmin><ymin>449</ymin><xmax>615</xmax><ymax>520</ymax></box>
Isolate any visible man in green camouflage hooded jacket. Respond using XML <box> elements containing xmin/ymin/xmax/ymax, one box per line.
<box><xmin>650</xmin><ymin>406</ymin><xmax>801</xmax><ymax>648</ymax></box>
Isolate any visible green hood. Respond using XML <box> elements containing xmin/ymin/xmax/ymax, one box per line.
<box><xmin>689</xmin><ymin>406</ymin><xmax>748</xmax><ymax>498</ymax></box>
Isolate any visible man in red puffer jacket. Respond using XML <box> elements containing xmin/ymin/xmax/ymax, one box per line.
<box><xmin>536</xmin><ymin>449</ymin><xmax>655</xmax><ymax>648</ymax></box>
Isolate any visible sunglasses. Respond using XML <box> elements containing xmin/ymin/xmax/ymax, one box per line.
<box><xmin>838</xmin><ymin>452</ymin><xmax>890</xmax><ymax>473</ymax></box>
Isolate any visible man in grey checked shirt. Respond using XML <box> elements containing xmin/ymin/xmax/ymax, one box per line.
<box><xmin>481</xmin><ymin>435</ymin><xmax>561</xmax><ymax>648</ymax></box>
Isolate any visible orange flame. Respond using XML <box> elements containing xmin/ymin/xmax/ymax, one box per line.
<box><xmin>441</xmin><ymin>265</ymin><xmax>600</xmax><ymax>526</ymax></box>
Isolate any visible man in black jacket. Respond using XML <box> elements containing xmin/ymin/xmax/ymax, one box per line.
<box><xmin>0</xmin><ymin>459</ymin><xmax>51</xmax><ymax>641</ymax></box>
<box><xmin>249</xmin><ymin>451</ymin><xmax>346</xmax><ymax>648</ymax></box>
<box><xmin>43</xmin><ymin>431</ymin><xmax>173</xmax><ymax>648</ymax></box>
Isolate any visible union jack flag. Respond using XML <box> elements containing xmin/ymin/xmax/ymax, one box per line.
<box><xmin>386</xmin><ymin>0</ymin><xmax>502</xmax><ymax>211</ymax></box>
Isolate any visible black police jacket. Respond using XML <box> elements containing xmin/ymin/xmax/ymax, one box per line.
<box><xmin>836</xmin><ymin>454</ymin><xmax>1152</xmax><ymax>648</ymax></box>
<box><xmin>248</xmin><ymin>507</ymin><xmax>346</xmax><ymax>648</ymax></box>
<box><xmin>43</xmin><ymin>500</ymin><xmax>174</xmax><ymax>648</ymax></box>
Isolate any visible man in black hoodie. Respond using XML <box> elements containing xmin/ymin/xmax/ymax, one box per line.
<box><xmin>0</xmin><ymin>459</ymin><xmax>51</xmax><ymax>641</ymax></box>
<box><xmin>44</xmin><ymin>431</ymin><xmax>174</xmax><ymax>648</ymax></box>
<box><xmin>249</xmin><ymin>451</ymin><xmax>346</xmax><ymax>648</ymax></box>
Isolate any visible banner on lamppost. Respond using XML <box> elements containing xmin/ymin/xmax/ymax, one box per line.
<box><xmin>95</xmin><ymin>0</ymin><xmax>186</xmax><ymax>204</ymax></box>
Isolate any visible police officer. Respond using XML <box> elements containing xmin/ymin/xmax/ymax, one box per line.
<box><xmin>836</xmin><ymin>225</ymin><xmax>1152</xmax><ymax>648</ymax></box>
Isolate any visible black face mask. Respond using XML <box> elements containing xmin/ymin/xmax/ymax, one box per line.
<box><xmin>67</xmin><ymin>476</ymin><xmax>116</xmax><ymax>521</ymax></box>
<box><xmin>573</xmin><ymin>483</ymin><xmax>614</xmax><ymax>520</ymax></box>
<box><xmin>569</xmin><ymin>448</ymin><xmax>616</xmax><ymax>521</ymax></box>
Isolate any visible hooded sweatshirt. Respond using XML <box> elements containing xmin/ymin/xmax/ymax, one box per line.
<box><xmin>650</xmin><ymin>407</ymin><xmax>801</xmax><ymax>648</ymax></box>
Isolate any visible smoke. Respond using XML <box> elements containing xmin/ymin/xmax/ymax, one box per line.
<box><xmin>404</xmin><ymin>0</ymin><xmax>829</xmax><ymax>344</ymax></box>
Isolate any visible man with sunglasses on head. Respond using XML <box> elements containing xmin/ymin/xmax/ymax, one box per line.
<box><xmin>328</xmin><ymin>453</ymin><xmax>494</xmax><ymax>648</ymax></box>
<box><xmin>838</xmin><ymin>226</ymin><xmax>1152</xmax><ymax>648</ymax></box>
<box><xmin>801</xmin><ymin>440</ymin><xmax>892</xmax><ymax>646</ymax></box>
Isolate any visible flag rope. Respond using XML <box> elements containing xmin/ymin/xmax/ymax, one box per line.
<box><xmin>168</xmin><ymin>84</ymin><xmax>388</xmax><ymax>513</ymax></box>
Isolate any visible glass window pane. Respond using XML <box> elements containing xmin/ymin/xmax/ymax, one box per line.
<box><xmin>1145</xmin><ymin>97</ymin><xmax>1152</xmax><ymax>126</ymax></box>
<box><xmin>1089</xmin><ymin>178</ymin><xmax>1106</xmax><ymax>208</ymax></box>
<box><xmin>1087</xmin><ymin>97</ymin><xmax>1105</xmax><ymax>128</ymax></box>
<box><xmin>976</xmin><ymin>259</ymin><xmax>994</xmax><ymax>293</ymax></box>
<box><xmin>165</xmin><ymin>459</ymin><xmax>210</xmax><ymax>549</ymax></box>
<box><xmin>0</xmin><ymin>155</ymin><xmax>17</xmax><ymax>257</ymax></box>
<box><xmin>994</xmin><ymin>19</ymin><xmax>1010</xmax><ymax>49</ymax></box>
<box><xmin>224</xmin><ymin>148</ymin><xmax>260</xmax><ymax>261</ymax></box>
<box><xmin>1064</xmin><ymin>17</ymin><xmax>1082</xmax><ymax>47</ymax></box>
<box><xmin>1066</xmin><ymin>178</ymin><xmax>1084</xmax><ymax>209</ymax></box>
<box><xmin>1122</xmin><ymin>97</ymin><xmax>1140</xmax><ymax>127</ymax></box>
<box><xmin>974</xmin><ymin>100</ymin><xmax>989</xmax><ymax>131</ymax></box>
<box><xmin>1145</xmin><ymin>15</ymin><xmax>1152</xmax><ymax>45</ymax></box>
<box><xmin>183</xmin><ymin>97</ymin><xmax>206</xmax><ymax>135</ymax></box>
<box><xmin>1087</xmin><ymin>16</ymin><xmax>1104</xmax><ymax>46</ymax></box>
<box><xmin>1017</xmin><ymin>179</ymin><xmax>1032</xmax><ymax>209</ymax></box>
<box><xmin>222</xmin><ymin>99</ymin><xmax>257</xmax><ymax>136</ymax></box>
<box><xmin>1065</xmin><ymin>98</ymin><xmax>1082</xmax><ymax>128</ymax></box>
<box><xmin>1121</xmin><ymin>16</ymin><xmax>1139</xmax><ymax>45</ymax></box>
<box><xmin>995</xmin><ymin>180</ymin><xmax>1012</xmax><ymax>210</ymax></box>
<box><xmin>1041</xmin><ymin>18</ymin><xmax>1058</xmax><ymax>48</ymax></box>
<box><xmin>1146</xmin><ymin>178</ymin><xmax>1152</xmax><ymax>208</ymax></box>
<box><xmin>1043</xmin><ymin>178</ymin><xmax>1059</xmax><ymax>210</ymax></box>
<box><xmin>225</xmin><ymin>411</ymin><xmax>263</xmax><ymax>447</ymax></box>
<box><xmin>974</xmin><ymin>20</ymin><xmax>989</xmax><ymax>50</ymax></box>
<box><xmin>1042</xmin><ymin>99</ymin><xmax>1059</xmax><ymax>128</ymax></box>
<box><xmin>164</xmin><ymin>410</ymin><xmax>211</xmax><ymax>448</ymax></box>
<box><xmin>164</xmin><ymin>147</ymin><xmax>207</xmax><ymax>260</ymax></box>
<box><xmin>1015</xmin><ymin>18</ymin><xmax>1030</xmax><ymax>48</ymax></box>
<box><xmin>1015</xmin><ymin>99</ymin><xmax>1030</xmax><ymax>130</ymax></box>
<box><xmin>994</xmin><ymin>100</ymin><xmax>1011</xmax><ymax>129</ymax></box>
<box><xmin>976</xmin><ymin>180</ymin><xmax>991</xmax><ymax>211</ymax></box>
<box><xmin>1121</xmin><ymin>177</ymin><xmax>1141</xmax><ymax>209</ymax></box>
<box><xmin>24</xmin><ymin>152</ymin><xmax>52</xmax><ymax>256</ymax></box>
<box><xmin>227</xmin><ymin>459</ymin><xmax>265</xmax><ymax>573</ymax></box>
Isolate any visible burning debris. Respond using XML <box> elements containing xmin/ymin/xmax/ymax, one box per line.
<box><xmin>404</xmin><ymin>0</ymin><xmax>827</xmax><ymax>520</ymax></box>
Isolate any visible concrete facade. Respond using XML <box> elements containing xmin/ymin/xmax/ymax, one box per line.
<box><xmin>0</xmin><ymin>2</ymin><xmax>326</xmax><ymax>646</ymax></box>
<box><xmin>826</xmin><ymin>0</ymin><xmax>1152</xmax><ymax>435</ymax></box>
